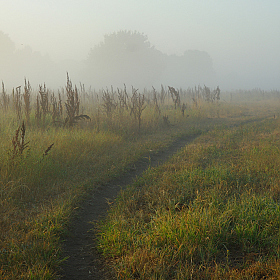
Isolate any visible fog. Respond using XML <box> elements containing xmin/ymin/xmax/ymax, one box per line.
<box><xmin>1</xmin><ymin>0</ymin><xmax>279</xmax><ymax>91</ymax></box>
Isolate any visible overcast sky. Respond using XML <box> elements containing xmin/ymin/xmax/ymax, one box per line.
<box><xmin>1</xmin><ymin>0</ymin><xmax>280</xmax><ymax>89</ymax></box>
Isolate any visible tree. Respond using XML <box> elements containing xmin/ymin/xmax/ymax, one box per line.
<box><xmin>85</xmin><ymin>30</ymin><xmax>164</xmax><ymax>88</ymax></box>
<box><xmin>160</xmin><ymin>50</ymin><xmax>216</xmax><ymax>88</ymax></box>
<box><xmin>0</xmin><ymin>30</ymin><xmax>58</xmax><ymax>88</ymax></box>
<box><xmin>0</xmin><ymin>31</ymin><xmax>15</xmax><ymax>63</ymax></box>
<box><xmin>85</xmin><ymin>30</ymin><xmax>216</xmax><ymax>89</ymax></box>
<box><xmin>0</xmin><ymin>31</ymin><xmax>15</xmax><ymax>53</ymax></box>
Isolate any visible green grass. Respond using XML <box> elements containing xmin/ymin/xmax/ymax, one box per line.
<box><xmin>98</xmin><ymin>117</ymin><xmax>280</xmax><ymax>279</ymax></box>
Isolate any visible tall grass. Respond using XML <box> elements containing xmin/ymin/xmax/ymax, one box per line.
<box><xmin>1</xmin><ymin>76</ymin><xmax>279</xmax><ymax>278</ymax></box>
<box><xmin>0</xmin><ymin>77</ymin><xmax>229</xmax><ymax>278</ymax></box>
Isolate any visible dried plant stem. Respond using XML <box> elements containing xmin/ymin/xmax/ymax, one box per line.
<box><xmin>13</xmin><ymin>86</ymin><xmax>22</xmax><ymax>120</ymax></box>
<box><xmin>65</xmin><ymin>73</ymin><xmax>80</xmax><ymax>126</ymax></box>
<box><xmin>11</xmin><ymin>121</ymin><xmax>29</xmax><ymax>160</ymax></box>
<box><xmin>1</xmin><ymin>81</ymin><xmax>9</xmax><ymax>112</ymax></box>
<box><xmin>39</xmin><ymin>83</ymin><xmax>49</xmax><ymax>128</ymax></box>
<box><xmin>23</xmin><ymin>78</ymin><xmax>31</xmax><ymax>124</ymax></box>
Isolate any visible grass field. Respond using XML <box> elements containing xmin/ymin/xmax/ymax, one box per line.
<box><xmin>0</xmin><ymin>79</ymin><xmax>279</xmax><ymax>279</ymax></box>
<box><xmin>98</xmin><ymin>105</ymin><xmax>280</xmax><ymax>279</ymax></box>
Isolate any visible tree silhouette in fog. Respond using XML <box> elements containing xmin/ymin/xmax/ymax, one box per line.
<box><xmin>1</xmin><ymin>29</ymin><xmax>216</xmax><ymax>89</ymax></box>
<box><xmin>161</xmin><ymin>50</ymin><xmax>215</xmax><ymax>88</ymax></box>
<box><xmin>0</xmin><ymin>30</ymin><xmax>58</xmax><ymax>88</ymax></box>
<box><xmin>91</xmin><ymin>30</ymin><xmax>151</xmax><ymax>54</ymax></box>
<box><xmin>86</xmin><ymin>30</ymin><xmax>164</xmax><ymax>88</ymax></box>
<box><xmin>85</xmin><ymin>30</ymin><xmax>216</xmax><ymax>89</ymax></box>
<box><xmin>0</xmin><ymin>31</ymin><xmax>15</xmax><ymax>62</ymax></box>
<box><xmin>0</xmin><ymin>31</ymin><xmax>17</xmax><ymax>85</ymax></box>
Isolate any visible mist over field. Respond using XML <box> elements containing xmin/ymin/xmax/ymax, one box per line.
<box><xmin>1</xmin><ymin>1</ymin><xmax>279</xmax><ymax>91</ymax></box>
<box><xmin>1</xmin><ymin>30</ymin><xmax>217</xmax><ymax>90</ymax></box>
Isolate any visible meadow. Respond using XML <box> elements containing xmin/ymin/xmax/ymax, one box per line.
<box><xmin>98</xmin><ymin>92</ymin><xmax>280</xmax><ymax>279</ymax></box>
<box><xmin>0</xmin><ymin>75</ymin><xmax>279</xmax><ymax>279</ymax></box>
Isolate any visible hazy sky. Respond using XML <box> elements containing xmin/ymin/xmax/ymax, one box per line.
<box><xmin>1</xmin><ymin>0</ymin><xmax>280</xmax><ymax>89</ymax></box>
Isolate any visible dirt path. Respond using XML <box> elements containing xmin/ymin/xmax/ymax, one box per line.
<box><xmin>57</xmin><ymin>116</ymin><xmax>270</xmax><ymax>279</ymax></box>
<box><xmin>57</xmin><ymin>133</ymin><xmax>200</xmax><ymax>279</ymax></box>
